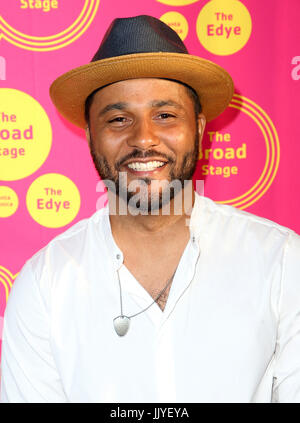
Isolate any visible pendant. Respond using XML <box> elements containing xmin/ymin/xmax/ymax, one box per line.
<box><xmin>113</xmin><ymin>316</ymin><xmax>130</xmax><ymax>336</ymax></box>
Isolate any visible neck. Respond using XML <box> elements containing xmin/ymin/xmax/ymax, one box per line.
<box><xmin>108</xmin><ymin>184</ymin><xmax>195</xmax><ymax>236</ymax></box>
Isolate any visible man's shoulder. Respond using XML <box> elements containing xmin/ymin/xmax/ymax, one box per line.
<box><xmin>197</xmin><ymin>194</ymin><xmax>298</xmax><ymax>240</ymax></box>
<box><xmin>46</xmin><ymin>206</ymin><xmax>107</xmax><ymax>243</ymax></box>
<box><xmin>29</xmin><ymin>207</ymin><xmax>108</xmax><ymax>269</ymax></box>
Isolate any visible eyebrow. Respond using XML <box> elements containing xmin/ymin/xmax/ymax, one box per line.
<box><xmin>150</xmin><ymin>100</ymin><xmax>183</xmax><ymax>109</ymax></box>
<box><xmin>97</xmin><ymin>102</ymin><xmax>128</xmax><ymax>117</ymax></box>
<box><xmin>97</xmin><ymin>99</ymin><xmax>183</xmax><ymax>118</ymax></box>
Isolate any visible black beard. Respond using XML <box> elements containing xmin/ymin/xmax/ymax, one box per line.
<box><xmin>89</xmin><ymin>130</ymin><xmax>199</xmax><ymax>212</ymax></box>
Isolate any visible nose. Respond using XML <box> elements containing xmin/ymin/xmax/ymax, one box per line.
<box><xmin>127</xmin><ymin>117</ymin><xmax>160</xmax><ymax>150</ymax></box>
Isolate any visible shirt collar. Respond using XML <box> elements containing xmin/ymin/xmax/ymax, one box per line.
<box><xmin>188</xmin><ymin>191</ymin><xmax>206</xmax><ymax>241</ymax></box>
<box><xmin>101</xmin><ymin>191</ymin><xmax>205</xmax><ymax>270</ymax></box>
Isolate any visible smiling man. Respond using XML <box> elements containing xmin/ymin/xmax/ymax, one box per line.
<box><xmin>86</xmin><ymin>78</ymin><xmax>204</xmax><ymax>216</ymax></box>
<box><xmin>1</xmin><ymin>15</ymin><xmax>300</xmax><ymax>403</ymax></box>
<box><xmin>85</xmin><ymin>77</ymin><xmax>205</xmax><ymax>313</ymax></box>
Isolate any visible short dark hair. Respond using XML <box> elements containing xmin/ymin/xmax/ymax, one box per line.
<box><xmin>84</xmin><ymin>79</ymin><xmax>202</xmax><ymax>124</ymax></box>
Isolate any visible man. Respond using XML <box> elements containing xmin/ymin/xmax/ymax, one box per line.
<box><xmin>1</xmin><ymin>15</ymin><xmax>300</xmax><ymax>403</ymax></box>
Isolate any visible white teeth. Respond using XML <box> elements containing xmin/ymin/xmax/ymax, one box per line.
<box><xmin>127</xmin><ymin>161</ymin><xmax>165</xmax><ymax>171</ymax></box>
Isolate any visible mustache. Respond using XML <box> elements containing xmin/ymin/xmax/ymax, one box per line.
<box><xmin>116</xmin><ymin>149</ymin><xmax>175</xmax><ymax>169</ymax></box>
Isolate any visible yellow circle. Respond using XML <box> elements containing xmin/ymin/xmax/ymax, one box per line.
<box><xmin>26</xmin><ymin>174</ymin><xmax>81</xmax><ymax>228</ymax></box>
<box><xmin>0</xmin><ymin>186</ymin><xmax>19</xmax><ymax>217</ymax></box>
<box><xmin>0</xmin><ymin>265</ymin><xmax>16</xmax><ymax>302</ymax></box>
<box><xmin>196</xmin><ymin>0</ymin><xmax>252</xmax><ymax>55</ymax></box>
<box><xmin>157</xmin><ymin>0</ymin><xmax>199</xmax><ymax>6</ymax></box>
<box><xmin>228</xmin><ymin>96</ymin><xmax>279</xmax><ymax>209</ymax></box>
<box><xmin>210</xmin><ymin>94</ymin><xmax>279</xmax><ymax>210</ymax></box>
<box><xmin>1</xmin><ymin>0</ymin><xmax>101</xmax><ymax>51</ymax></box>
<box><xmin>0</xmin><ymin>89</ymin><xmax>52</xmax><ymax>181</ymax></box>
<box><xmin>160</xmin><ymin>12</ymin><xmax>189</xmax><ymax>41</ymax></box>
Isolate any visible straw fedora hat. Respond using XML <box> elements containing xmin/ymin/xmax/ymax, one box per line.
<box><xmin>50</xmin><ymin>15</ymin><xmax>234</xmax><ymax>128</ymax></box>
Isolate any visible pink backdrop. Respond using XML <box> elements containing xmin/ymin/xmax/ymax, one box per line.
<box><xmin>1</xmin><ymin>0</ymin><xmax>300</xmax><ymax>358</ymax></box>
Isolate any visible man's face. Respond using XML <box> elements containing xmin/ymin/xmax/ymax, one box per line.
<box><xmin>86</xmin><ymin>78</ymin><xmax>206</xmax><ymax>212</ymax></box>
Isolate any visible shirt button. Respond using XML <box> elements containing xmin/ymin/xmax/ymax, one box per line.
<box><xmin>116</xmin><ymin>254</ymin><xmax>121</xmax><ymax>260</ymax></box>
<box><xmin>192</xmin><ymin>236</ymin><xmax>196</xmax><ymax>243</ymax></box>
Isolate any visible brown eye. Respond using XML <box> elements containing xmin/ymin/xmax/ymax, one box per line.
<box><xmin>159</xmin><ymin>113</ymin><xmax>174</xmax><ymax>119</ymax></box>
<box><xmin>109</xmin><ymin>117</ymin><xmax>127</xmax><ymax>123</ymax></box>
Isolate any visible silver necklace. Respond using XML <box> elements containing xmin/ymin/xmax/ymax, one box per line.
<box><xmin>113</xmin><ymin>268</ymin><xmax>177</xmax><ymax>336</ymax></box>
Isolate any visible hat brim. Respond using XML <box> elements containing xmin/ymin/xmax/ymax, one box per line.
<box><xmin>50</xmin><ymin>52</ymin><xmax>234</xmax><ymax>128</ymax></box>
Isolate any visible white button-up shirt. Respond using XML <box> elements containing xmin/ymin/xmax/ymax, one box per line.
<box><xmin>1</xmin><ymin>193</ymin><xmax>300</xmax><ymax>403</ymax></box>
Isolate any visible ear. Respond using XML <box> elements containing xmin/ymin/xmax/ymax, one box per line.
<box><xmin>197</xmin><ymin>113</ymin><xmax>206</xmax><ymax>153</ymax></box>
<box><xmin>85</xmin><ymin>125</ymin><xmax>91</xmax><ymax>146</ymax></box>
